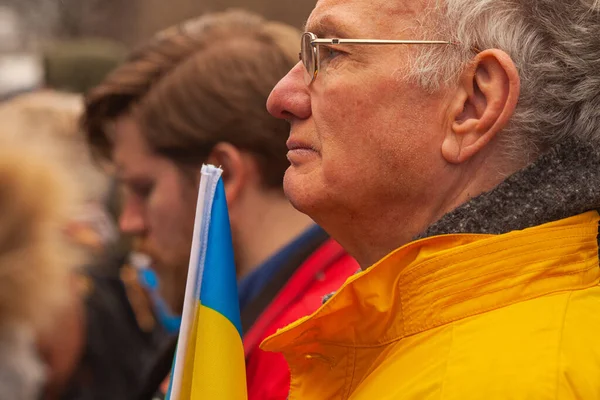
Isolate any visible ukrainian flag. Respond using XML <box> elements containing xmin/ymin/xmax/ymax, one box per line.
<box><xmin>168</xmin><ymin>165</ymin><xmax>247</xmax><ymax>400</ymax></box>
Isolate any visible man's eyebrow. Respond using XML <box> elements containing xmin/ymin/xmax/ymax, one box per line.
<box><xmin>304</xmin><ymin>13</ymin><xmax>355</xmax><ymax>38</ymax></box>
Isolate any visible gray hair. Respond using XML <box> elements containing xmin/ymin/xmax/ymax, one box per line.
<box><xmin>410</xmin><ymin>0</ymin><xmax>600</xmax><ymax>160</ymax></box>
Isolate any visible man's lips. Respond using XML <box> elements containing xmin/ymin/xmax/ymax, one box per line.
<box><xmin>286</xmin><ymin>139</ymin><xmax>317</xmax><ymax>152</ymax></box>
<box><xmin>286</xmin><ymin>139</ymin><xmax>319</xmax><ymax>165</ymax></box>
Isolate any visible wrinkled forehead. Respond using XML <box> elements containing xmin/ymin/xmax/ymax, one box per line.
<box><xmin>306</xmin><ymin>0</ymin><xmax>428</xmax><ymax>37</ymax></box>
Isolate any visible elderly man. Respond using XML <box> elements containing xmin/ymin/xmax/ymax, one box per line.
<box><xmin>265</xmin><ymin>0</ymin><xmax>600</xmax><ymax>398</ymax></box>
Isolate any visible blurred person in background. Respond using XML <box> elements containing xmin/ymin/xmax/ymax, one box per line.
<box><xmin>0</xmin><ymin>107</ymin><xmax>85</xmax><ymax>400</ymax></box>
<box><xmin>83</xmin><ymin>9</ymin><xmax>358</xmax><ymax>400</ymax></box>
<box><xmin>0</xmin><ymin>90</ymin><xmax>166</xmax><ymax>400</ymax></box>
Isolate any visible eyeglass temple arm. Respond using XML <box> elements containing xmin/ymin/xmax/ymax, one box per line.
<box><xmin>311</xmin><ymin>38</ymin><xmax>453</xmax><ymax>45</ymax></box>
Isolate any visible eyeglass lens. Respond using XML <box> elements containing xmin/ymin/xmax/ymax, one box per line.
<box><xmin>301</xmin><ymin>33</ymin><xmax>316</xmax><ymax>85</ymax></box>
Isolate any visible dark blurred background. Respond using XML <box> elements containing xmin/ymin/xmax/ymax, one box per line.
<box><xmin>0</xmin><ymin>0</ymin><xmax>314</xmax><ymax>96</ymax></box>
<box><xmin>0</xmin><ymin>0</ymin><xmax>314</xmax><ymax>44</ymax></box>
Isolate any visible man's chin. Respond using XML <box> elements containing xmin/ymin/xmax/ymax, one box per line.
<box><xmin>283</xmin><ymin>170</ymin><xmax>323</xmax><ymax>217</ymax></box>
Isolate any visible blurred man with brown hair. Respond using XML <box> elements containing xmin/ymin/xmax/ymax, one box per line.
<box><xmin>83</xmin><ymin>9</ymin><xmax>358</xmax><ymax>400</ymax></box>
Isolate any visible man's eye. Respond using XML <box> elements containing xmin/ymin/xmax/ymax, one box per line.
<box><xmin>321</xmin><ymin>46</ymin><xmax>342</xmax><ymax>61</ymax></box>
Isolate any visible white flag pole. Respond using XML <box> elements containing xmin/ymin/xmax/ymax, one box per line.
<box><xmin>169</xmin><ymin>166</ymin><xmax>211</xmax><ymax>400</ymax></box>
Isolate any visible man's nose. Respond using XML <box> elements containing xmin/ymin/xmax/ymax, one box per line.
<box><xmin>119</xmin><ymin>198</ymin><xmax>146</xmax><ymax>235</ymax></box>
<box><xmin>267</xmin><ymin>62</ymin><xmax>312</xmax><ymax>121</ymax></box>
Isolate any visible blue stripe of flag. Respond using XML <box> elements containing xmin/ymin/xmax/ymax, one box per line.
<box><xmin>199</xmin><ymin>178</ymin><xmax>243</xmax><ymax>337</ymax></box>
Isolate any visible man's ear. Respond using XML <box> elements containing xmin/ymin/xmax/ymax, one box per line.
<box><xmin>442</xmin><ymin>49</ymin><xmax>520</xmax><ymax>164</ymax></box>
<box><xmin>205</xmin><ymin>143</ymin><xmax>247</xmax><ymax>206</ymax></box>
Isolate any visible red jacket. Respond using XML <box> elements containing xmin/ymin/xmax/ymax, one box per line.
<box><xmin>244</xmin><ymin>239</ymin><xmax>358</xmax><ymax>400</ymax></box>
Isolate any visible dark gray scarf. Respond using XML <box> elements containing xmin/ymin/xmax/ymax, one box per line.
<box><xmin>323</xmin><ymin>138</ymin><xmax>600</xmax><ymax>304</ymax></box>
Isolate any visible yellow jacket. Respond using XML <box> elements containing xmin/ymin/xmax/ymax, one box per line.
<box><xmin>262</xmin><ymin>211</ymin><xmax>600</xmax><ymax>399</ymax></box>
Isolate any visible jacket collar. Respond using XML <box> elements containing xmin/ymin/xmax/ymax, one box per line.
<box><xmin>263</xmin><ymin>212</ymin><xmax>600</xmax><ymax>350</ymax></box>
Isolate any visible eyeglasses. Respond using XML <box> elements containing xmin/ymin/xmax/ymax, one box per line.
<box><xmin>300</xmin><ymin>32</ymin><xmax>454</xmax><ymax>85</ymax></box>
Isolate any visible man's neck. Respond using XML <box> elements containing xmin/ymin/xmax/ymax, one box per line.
<box><xmin>330</xmin><ymin>148</ymin><xmax>525</xmax><ymax>270</ymax></box>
